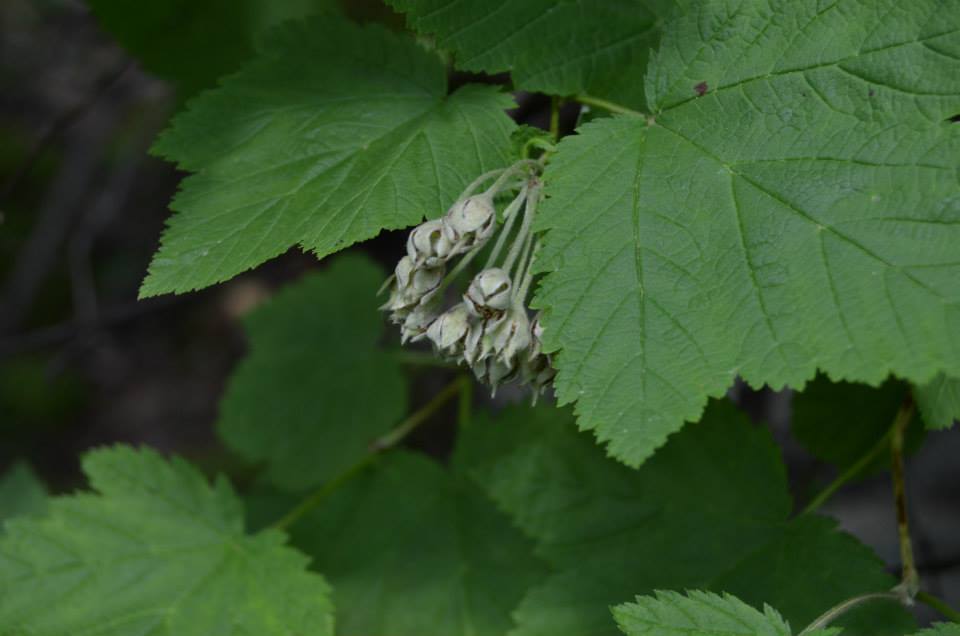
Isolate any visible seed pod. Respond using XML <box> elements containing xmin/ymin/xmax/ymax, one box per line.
<box><xmin>407</xmin><ymin>220</ymin><xmax>450</xmax><ymax>267</ymax></box>
<box><xmin>426</xmin><ymin>304</ymin><xmax>471</xmax><ymax>356</ymax></box>
<box><xmin>464</xmin><ymin>268</ymin><xmax>512</xmax><ymax>319</ymax></box>
<box><xmin>442</xmin><ymin>195</ymin><xmax>495</xmax><ymax>243</ymax></box>
<box><xmin>491</xmin><ymin>308</ymin><xmax>531</xmax><ymax>364</ymax></box>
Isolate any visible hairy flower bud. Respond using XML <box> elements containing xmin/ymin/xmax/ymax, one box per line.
<box><xmin>491</xmin><ymin>308</ymin><xmax>531</xmax><ymax>364</ymax></box>
<box><xmin>464</xmin><ymin>268</ymin><xmax>512</xmax><ymax>319</ymax></box>
<box><xmin>528</xmin><ymin>313</ymin><xmax>544</xmax><ymax>360</ymax></box>
<box><xmin>472</xmin><ymin>356</ymin><xmax>518</xmax><ymax>396</ymax></box>
<box><xmin>426</xmin><ymin>303</ymin><xmax>471</xmax><ymax>356</ymax></box>
<box><xmin>443</xmin><ymin>195</ymin><xmax>495</xmax><ymax>243</ymax></box>
<box><xmin>407</xmin><ymin>219</ymin><xmax>451</xmax><ymax>267</ymax></box>
<box><xmin>401</xmin><ymin>302</ymin><xmax>440</xmax><ymax>344</ymax></box>
<box><xmin>380</xmin><ymin>262</ymin><xmax>444</xmax><ymax>313</ymax></box>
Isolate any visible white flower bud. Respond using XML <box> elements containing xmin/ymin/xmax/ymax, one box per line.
<box><xmin>472</xmin><ymin>357</ymin><xmax>518</xmax><ymax>396</ymax></box>
<box><xmin>380</xmin><ymin>263</ymin><xmax>444</xmax><ymax>313</ymax></box>
<box><xmin>407</xmin><ymin>220</ymin><xmax>449</xmax><ymax>266</ymax></box>
<box><xmin>528</xmin><ymin>313</ymin><xmax>544</xmax><ymax>360</ymax></box>
<box><xmin>464</xmin><ymin>268</ymin><xmax>512</xmax><ymax>318</ymax></box>
<box><xmin>395</xmin><ymin>256</ymin><xmax>415</xmax><ymax>289</ymax></box>
<box><xmin>463</xmin><ymin>320</ymin><xmax>481</xmax><ymax>365</ymax></box>
<box><xmin>401</xmin><ymin>302</ymin><xmax>440</xmax><ymax>344</ymax></box>
<box><xmin>491</xmin><ymin>308</ymin><xmax>531</xmax><ymax>364</ymax></box>
<box><xmin>442</xmin><ymin>195</ymin><xmax>495</xmax><ymax>243</ymax></box>
<box><xmin>426</xmin><ymin>304</ymin><xmax>471</xmax><ymax>356</ymax></box>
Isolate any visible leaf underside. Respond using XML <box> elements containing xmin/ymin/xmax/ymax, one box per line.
<box><xmin>914</xmin><ymin>372</ymin><xmax>960</xmax><ymax>430</ymax></box>
<box><xmin>534</xmin><ymin>0</ymin><xmax>960</xmax><ymax>466</ymax></box>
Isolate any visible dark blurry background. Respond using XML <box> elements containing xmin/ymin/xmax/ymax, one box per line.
<box><xmin>0</xmin><ymin>0</ymin><xmax>957</xmax><ymax>623</ymax></box>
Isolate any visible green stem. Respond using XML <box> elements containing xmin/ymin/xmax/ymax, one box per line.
<box><xmin>270</xmin><ymin>379</ymin><xmax>463</xmax><ymax>532</ymax></box>
<box><xmin>891</xmin><ymin>395</ymin><xmax>919</xmax><ymax>596</ymax></box>
<box><xmin>575</xmin><ymin>93</ymin><xmax>645</xmax><ymax>117</ymax></box>
<box><xmin>485</xmin><ymin>186</ymin><xmax>528</xmax><ymax>269</ymax></box>
<box><xmin>550</xmin><ymin>96</ymin><xmax>561</xmax><ymax>139</ymax></box>
<box><xmin>458</xmin><ymin>168</ymin><xmax>504</xmax><ymax>201</ymax></box>
<box><xmin>917</xmin><ymin>591</ymin><xmax>960</xmax><ymax>623</ymax></box>
<box><xmin>370</xmin><ymin>380</ymin><xmax>462</xmax><ymax>451</ymax></box>
<box><xmin>798</xmin><ymin>592</ymin><xmax>901</xmax><ymax>635</ymax></box>
<box><xmin>502</xmin><ymin>182</ymin><xmax>539</xmax><ymax>274</ymax></box>
<box><xmin>801</xmin><ymin>427</ymin><xmax>894</xmax><ymax>515</ymax></box>
<box><xmin>483</xmin><ymin>159</ymin><xmax>540</xmax><ymax>198</ymax></box>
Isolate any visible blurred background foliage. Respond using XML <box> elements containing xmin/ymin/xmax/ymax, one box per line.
<box><xmin>0</xmin><ymin>0</ymin><xmax>957</xmax><ymax>622</ymax></box>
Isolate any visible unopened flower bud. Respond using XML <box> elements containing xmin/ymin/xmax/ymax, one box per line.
<box><xmin>407</xmin><ymin>220</ymin><xmax>450</xmax><ymax>266</ymax></box>
<box><xmin>443</xmin><ymin>195</ymin><xmax>495</xmax><ymax>243</ymax></box>
<box><xmin>401</xmin><ymin>302</ymin><xmax>440</xmax><ymax>344</ymax></box>
<box><xmin>380</xmin><ymin>263</ymin><xmax>444</xmax><ymax>313</ymax></box>
<box><xmin>528</xmin><ymin>313</ymin><xmax>544</xmax><ymax>360</ymax></box>
<box><xmin>473</xmin><ymin>357</ymin><xmax>518</xmax><ymax>396</ymax></box>
<box><xmin>465</xmin><ymin>268</ymin><xmax>512</xmax><ymax>318</ymax></box>
<box><xmin>426</xmin><ymin>304</ymin><xmax>471</xmax><ymax>356</ymax></box>
<box><xmin>394</xmin><ymin>255</ymin><xmax>415</xmax><ymax>289</ymax></box>
<box><xmin>491</xmin><ymin>309</ymin><xmax>531</xmax><ymax>364</ymax></box>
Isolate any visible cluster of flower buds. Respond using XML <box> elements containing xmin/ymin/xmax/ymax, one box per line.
<box><xmin>381</xmin><ymin>161</ymin><xmax>555</xmax><ymax>401</ymax></box>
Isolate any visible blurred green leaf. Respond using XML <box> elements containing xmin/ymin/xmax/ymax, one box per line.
<box><xmin>218</xmin><ymin>253</ymin><xmax>407</xmax><ymax>492</ymax></box>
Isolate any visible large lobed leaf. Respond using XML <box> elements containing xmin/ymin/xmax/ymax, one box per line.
<box><xmin>287</xmin><ymin>451</ymin><xmax>548</xmax><ymax>636</ymax></box>
<box><xmin>218</xmin><ymin>253</ymin><xmax>407</xmax><ymax>492</ymax></box>
<box><xmin>455</xmin><ymin>402</ymin><xmax>912</xmax><ymax>636</ymax></box>
<box><xmin>387</xmin><ymin>0</ymin><xmax>680</xmax><ymax>107</ymax></box>
<box><xmin>0</xmin><ymin>446</ymin><xmax>333</xmax><ymax>636</ymax></box>
<box><xmin>534</xmin><ymin>0</ymin><xmax>960</xmax><ymax>465</ymax></box>
<box><xmin>142</xmin><ymin>17</ymin><xmax>515</xmax><ymax>296</ymax></box>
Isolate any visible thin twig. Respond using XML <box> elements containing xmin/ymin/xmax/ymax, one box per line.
<box><xmin>0</xmin><ymin>63</ymin><xmax>130</xmax><ymax>203</ymax></box>
<box><xmin>801</xmin><ymin>426</ymin><xmax>894</xmax><ymax>515</ymax></box>
<box><xmin>797</xmin><ymin>592</ymin><xmax>901</xmax><ymax>635</ymax></box>
<box><xmin>575</xmin><ymin>93</ymin><xmax>646</xmax><ymax>117</ymax></box>
<box><xmin>916</xmin><ymin>591</ymin><xmax>960</xmax><ymax>623</ymax></box>
<box><xmin>550</xmin><ymin>96</ymin><xmax>561</xmax><ymax>139</ymax></box>
<box><xmin>891</xmin><ymin>394</ymin><xmax>919</xmax><ymax>597</ymax></box>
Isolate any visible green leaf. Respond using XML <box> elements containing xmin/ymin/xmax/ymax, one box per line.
<box><xmin>914</xmin><ymin>373</ymin><xmax>960</xmax><ymax>430</ymax></box>
<box><xmin>613</xmin><ymin>590</ymin><xmax>791</xmax><ymax>636</ymax></box>
<box><xmin>455</xmin><ymin>401</ymin><xmax>912</xmax><ymax>636</ymax></box>
<box><xmin>0</xmin><ymin>461</ymin><xmax>47</xmax><ymax>527</ymax></box>
<box><xmin>0</xmin><ymin>446</ymin><xmax>334</xmax><ymax>636</ymax></box>
<box><xmin>88</xmin><ymin>0</ymin><xmax>339</xmax><ymax>98</ymax></box>
<box><xmin>218</xmin><ymin>253</ymin><xmax>406</xmax><ymax>492</ymax></box>
<box><xmin>792</xmin><ymin>374</ymin><xmax>921</xmax><ymax>472</ymax></box>
<box><xmin>287</xmin><ymin>451</ymin><xmax>547</xmax><ymax>636</ymax></box>
<box><xmin>534</xmin><ymin>0</ymin><xmax>960</xmax><ymax>466</ymax></box>
<box><xmin>387</xmin><ymin>0</ymin><xmax>677</xmax><ymax>106</ymax></box>
<box><xmin>142</xmin><ymin>17</ymin><xmax>516</xmax><ymax>297</ymax></box>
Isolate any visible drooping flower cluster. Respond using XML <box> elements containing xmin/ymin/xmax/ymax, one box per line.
<box><xmin>381</xmin><ymin>161</ymin><xmax>555</xmax><ymax>400</ymax></box>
